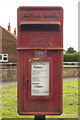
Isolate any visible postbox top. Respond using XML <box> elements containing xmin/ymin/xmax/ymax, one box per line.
<box><xmin>18</xmin><ymin>6</ymin><xmax>63</xmax><ymax>10</ymax></box>
<box><xmin>17</xmin><ymin>6</ymin><xmax>63</xmax><ymax>49</ymax></box>
<box><xmin>18</xmin><ymin>6</ymin><xmax>63</xmax><ymax>24</ymax></box>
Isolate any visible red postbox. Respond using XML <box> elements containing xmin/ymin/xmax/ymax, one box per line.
<box><xmin>17</xmin><ymin>6</ymin><xmax>63</xmax><ymax>115</ymax></box>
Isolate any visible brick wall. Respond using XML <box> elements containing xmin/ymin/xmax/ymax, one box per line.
<box><xmin>63</xmin><ymin>67</ymin><xmax>80</xmax><ymax>78</ymax></box>
<box><xmin>1</xmin><ymin>67</ymin><xmax>17</xmax><ymax>82</ymax></box>
<box><xmin>1</xmin><ymin>67</ymin><xmax>80</xmax><ymax>82</ymax></box>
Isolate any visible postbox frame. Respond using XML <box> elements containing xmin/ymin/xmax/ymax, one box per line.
<box><xmin>28</xmin><ymin>57</ymin><xmax>53</xmax><ymax>100</ymax></box>
<box><xmin>17</xmin><ymin>6</ymin><xmax>63</xmax><ymax>115</ymax></box>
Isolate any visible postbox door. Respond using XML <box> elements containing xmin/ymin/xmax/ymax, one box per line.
<box><xmin>28</xmin><ymin>57</ymin><xmax>53</xmax><ymax>100</ymax></box>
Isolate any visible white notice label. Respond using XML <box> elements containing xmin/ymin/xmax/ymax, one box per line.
<box><xmin>31</xmin><ymin>61</ymin><xmax>49</xmax><ymax>96</ymax></box>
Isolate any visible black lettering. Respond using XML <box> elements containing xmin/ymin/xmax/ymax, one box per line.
<box><xmin>34</xmin><ymin>66</ymin><xmax>42</xmax><ymax>69</ymax></box>
<box><xmin>23</xmin><ymin>13</ymin><xmax>57</xmax><ymax>19</ymax></box>
<box><xmin>43</xmin><ymin>13</ymin><xmax>57</xmax><ymax>18</ymax></box>
<box><xmin>37</xmin><ymin>86</ymin><xmax>42</xmax><ymax>88</ymax></box>
<box><xmin>23</xmin><ymin>13</ymin><xmax>41</xmax><ymax>18</ymax></box>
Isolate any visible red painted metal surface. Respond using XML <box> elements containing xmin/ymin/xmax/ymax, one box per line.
<box><xmin>17</xmin><ymin>6</ymin><xmax>63</xmax><ymax>115</ymax></box>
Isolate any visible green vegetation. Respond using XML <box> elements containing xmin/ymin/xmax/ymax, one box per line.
<box><xmin>1</xmin><ymin>86</ymin><xmax>33</xmax><ymax>119</ymax></box>
<box><xmin>1</xmin><ymin>80</ymin><xmax>79</xmax><ymax>119</ymax></box>
<box><xmin>47</xmin><ymin>80</ymin><xmax>78</xmax><ymax>118</ymax></box>
<box><xmin>66</xmin><ymin>47</ymin><xmax>76</xmax><ymax>54</ymax></box>
<box><xmin>63</xmin><ymin>64</ymin><xmax>78</xmax><ymax>67</ymax></box>
<box><xmin>63</xmin><ymin>52</ymin><xmax>79</xmax><ymax>62</ymax></box>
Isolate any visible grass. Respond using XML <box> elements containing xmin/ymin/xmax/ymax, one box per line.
<box><xmin>47</xmin><ymin>80</ymin><xmax>78</xmax><ymax>118</ymax></box>
<box><xmin>63</xmin><ymin>65</ymin><xmax>79</xmax><ymax>67</ymax></box>
<box><xmin>1</xmin><ymin>86</ymin><xmax>33</xmax><ymax>119</ymax></box>
<box><xmin>1</xmin><ymin>80</ymin><xmax>79</xmax><ymax>119</ymax></box>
